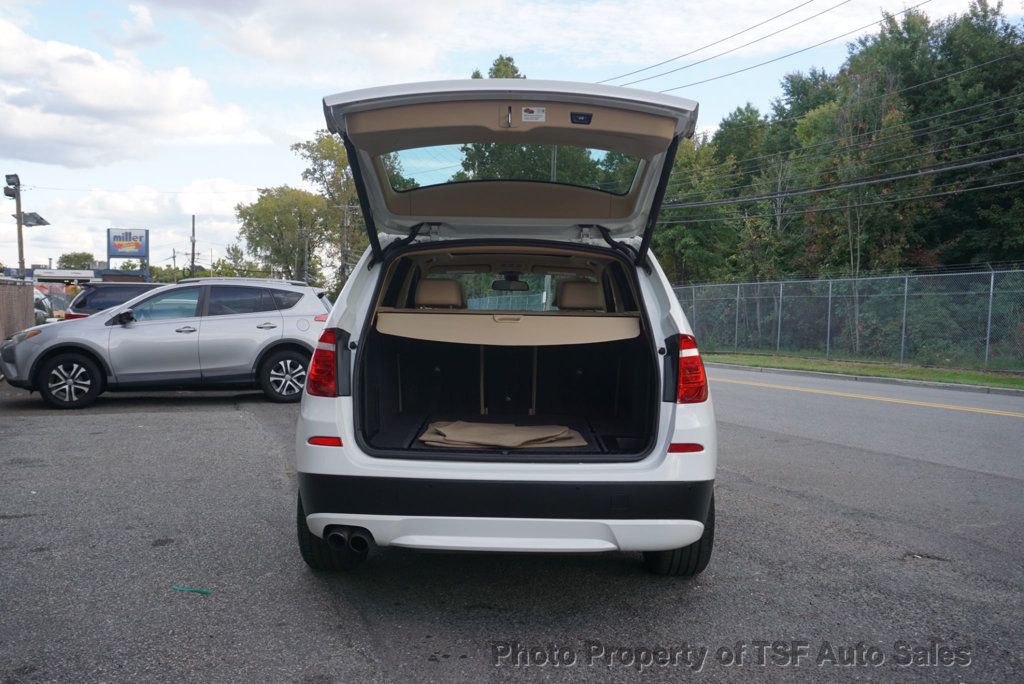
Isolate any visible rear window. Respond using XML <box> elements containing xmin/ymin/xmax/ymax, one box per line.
<box><xmin>382</xmin><ymin>144</ymin><xmax>641</xmax><ymax>195</ymax></box>
<box><xmin>427</xmin><ymin>272</ymin><xmax>598</xmax><ymax>312</ymax></box>
<box><xmin>75</xmin><ymin>285</ymin><xmax>153</xmax><ymax>312</ymax></box>
<box><xmin>207</xmin><ymin>286</ymin><xmax>276</xmax><ymax>316</ymax></box>
<box><xmin>271</xmin><ymin>290</ymin><xmax>303</xmax><ymax>310</ymax></box>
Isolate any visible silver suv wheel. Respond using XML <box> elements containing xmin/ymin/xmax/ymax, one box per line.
<box><xmin>269</xmin><ymin>358</ymin><xmax>306</xmax><ymax>397</ymax></box>
<box><xmin>48</xmin><ymin>362</ymin><xmax>92</xmax><ymax>403</ymax></box>
<box><xmin>259</xmin><ymin>349</ymin><xmax>309</xmax><ymax>403</ymax></box>
<box><xmin>38</xmin><ymin>353</ymin><xmax>103</xmax><ymax>409</ymax></box>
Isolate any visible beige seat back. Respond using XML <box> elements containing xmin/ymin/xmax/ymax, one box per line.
<box><xmin>415</xmin><ymin>279</ymin><xmax>465</xmax><ymax>309</ymax></box>
<box><xmin>556</xmin><ymin>280</ymin><xmax>605</xmax><ymax>311</ymax></box>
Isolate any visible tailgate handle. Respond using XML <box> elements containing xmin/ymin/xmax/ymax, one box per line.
<box><xmin>493</xmin><ymin>315</ymin><xmax>522</xmax><ymax>322</ymax></box>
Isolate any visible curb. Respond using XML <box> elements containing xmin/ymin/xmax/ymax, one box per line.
<box><xmin>704</xmin><ymin>362</ymin><xmax>1024</xmax><ymax>398</ymax></box>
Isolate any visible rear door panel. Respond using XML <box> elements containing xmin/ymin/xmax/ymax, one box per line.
<box><xmin>199</xmin><ymin>286</ymin><xmax>283</xmax><ymax>382</ymax></box>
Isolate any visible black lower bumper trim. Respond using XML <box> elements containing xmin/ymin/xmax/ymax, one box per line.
<box><xmin>298</xmin><ymin>474</ymin><xmax>714</xmax><ymax>521</ymax></box>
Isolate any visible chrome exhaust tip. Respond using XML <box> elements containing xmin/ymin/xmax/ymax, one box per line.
<box><xmin>325</xmin><ymin>528</ymin><xmax>349</xmax><ymax>551</ymax></box>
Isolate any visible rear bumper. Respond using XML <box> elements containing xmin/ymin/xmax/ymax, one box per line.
<box><xmin>298</xmin><ymin>474</ymin><xmax>713</xmax><ymax>552</ymax></box>
<box><xmin>305</xmin><ymin>513</ymin><xmax>705</xmax><ymax>552</ymax></box>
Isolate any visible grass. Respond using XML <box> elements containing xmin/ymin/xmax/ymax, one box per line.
<box><xmin>703</xmin><ymin>352</ymin><xmax>1024</xmax><ymax>391</ymax></box>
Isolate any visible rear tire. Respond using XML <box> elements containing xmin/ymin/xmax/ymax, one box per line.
<box><xmin>260</xmin><ymin>349</ymin><xmax>309</xmax><ymax>403</ymax></box>
<box><xmin>296</xmin><ymin>494</ymin><xmax>366</xmax><ymax>571</ymax></box>
<box><xmin>642</xmin><ymin>495</ymin><xmax>714</xmax><ymax>577</ymax></box>
<box><xmin>37</xmin><ymin>353</ymin><xmax>103</xmax><ymax>409</ymax></box>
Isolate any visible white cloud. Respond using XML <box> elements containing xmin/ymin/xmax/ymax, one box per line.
<box><xmin>145</xmin><ymin>0</ymin><xmax>974</xmax><ymax>88</ymax></box>
<box><xmin>0</xmin><ymin>179</ymin><xmax>260</xmax><ymax>268</ymax></box>
<box><xmin>0</xmin><ymin>18</ymin><xmax>265</xmax><ymax>168</ymax></box>
<box><xmin>100</xmin><ymin>4</ymin><xmax>163</xmax><ymax>48</ymax></box>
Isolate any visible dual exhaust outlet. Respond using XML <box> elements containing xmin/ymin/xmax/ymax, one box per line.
<box><xmin>325</xmin><ymin>526</ymin><xmax>373</xmax><ymax>554</ymax></box>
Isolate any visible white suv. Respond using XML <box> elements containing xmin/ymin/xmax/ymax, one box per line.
<box><xmin>295</xmin><ymin>80</ymin><xmax>716</xmax><ymax>576</ymax></box>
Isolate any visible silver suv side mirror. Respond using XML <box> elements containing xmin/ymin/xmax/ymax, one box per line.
<box><xmin>108</xmin><ymin>309</ymin><xmax>135</xmax><ymax>326</ymax></box>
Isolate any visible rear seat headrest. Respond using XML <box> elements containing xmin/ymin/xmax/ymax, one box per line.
<box><xmin>556</xmin><ymin>280</ymin><xmax>605</xmax><ymax>311</ymax></box>
<box><xmin>415</xmin><ymin>279</ymin><xmax>465</xmax><ymax>308</ymax></box>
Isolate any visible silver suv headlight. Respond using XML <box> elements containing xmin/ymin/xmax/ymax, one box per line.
<box><xmin>11</xmin><ymin>329</ymin><xmax>42</xmax><ymax>345</ymax></box>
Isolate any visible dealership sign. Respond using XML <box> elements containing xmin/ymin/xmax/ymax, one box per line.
<box><xmin>107</xmin><ymin>229</ymin><xmax>149</xmax><ymax>259</ymax></box>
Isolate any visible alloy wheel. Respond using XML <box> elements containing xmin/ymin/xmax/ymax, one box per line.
<box><xmin>47</xmin><ymin>362</ymin><xmax>92</xmax><ymax>403</ymax></box>
<box><xmin>269</xmin><ymin>358</ymin><xmax>307</xmax><ymax>396</ymax></box>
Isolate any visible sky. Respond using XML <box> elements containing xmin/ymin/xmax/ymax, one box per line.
<box><xmin>0</xmin><ymin>0</ymin><xmax>990</xmax><ymax>272</ymax></box>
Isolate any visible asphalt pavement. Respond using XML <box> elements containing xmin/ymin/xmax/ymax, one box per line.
<box><xmin>0</xmin><ymin>367</ymin><xmax>1021</xmax><ymax>682</ymax></box>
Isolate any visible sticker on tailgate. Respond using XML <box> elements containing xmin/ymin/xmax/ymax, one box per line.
<box><xmin>521</xmin><ymin>106</ymin><xmax>546</xmax><ymax>122</ymax></box>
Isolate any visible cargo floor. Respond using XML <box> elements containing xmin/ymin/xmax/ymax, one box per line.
<box><xmin>369</xmin><ymin>413</ymin><xmax>609</xmax><ymax>453</ymax></box>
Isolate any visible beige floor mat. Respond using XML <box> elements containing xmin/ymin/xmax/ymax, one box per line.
<box><xmin>418</xmin><ymin>420</ymin><xmax>588</xmax><ymax>449</ymax></box>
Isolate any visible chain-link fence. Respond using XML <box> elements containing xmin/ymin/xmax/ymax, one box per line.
<box><xmin>467</xmin><ymin>293</ymin><xmax>546</xmax><ymax>310</ymax></box>
<box><xmin>675</xmin><ymin>270</ymin><xmax>1024</xmax><ymax>371</ymax></box>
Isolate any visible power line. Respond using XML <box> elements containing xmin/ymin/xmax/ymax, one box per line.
<box><xmin>662</xmin><ymin>149</ymin><xmax>1024</xmax><ymax>210</ymax></box>
<box><xmin>685</xmin><ymin>50</ymin><xmax>1016</xmax><ymax>139</ymax></box>
<box><xmin>656</xmin><ymin>168</ymin><xmax>1024</xmax><ymax>224</ymax></box>
<box><xmin>663</xmin><ymin>94</ymin><xmax>1024</xmax><ymax>191</ymax></box>
<box><xmin>665</xmin><ymin>124</ymin><xmax>1023</xmax><ymax>203</ymax></box>
<box><xmin>691</xmin><ymin>93</ymin><xmax>1024</xmax><ymax>183</ymax></box>
<box><xmin>660</xmin><ymin>1</ymin><xmax>932</xmax><ymax>92</ymax></box>
<box><xmin>22</xmin><ymin>185</ymin><xmax>261</xmax><ymax>195</ymax></box>
<box><xmin>620</xmin><ymin>0</ymin><xmax>855</xmax><ymax>87</ymax></box>
<box><xmin>598</xmin><ymin>0</ymin><xmax>819</xmax><ymax>83</ymax></box>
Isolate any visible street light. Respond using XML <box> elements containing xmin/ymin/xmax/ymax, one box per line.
<box><xmin>4</xmin><ymin>174</ymin><xmax>47</xmax><ymax>279</ymax></box>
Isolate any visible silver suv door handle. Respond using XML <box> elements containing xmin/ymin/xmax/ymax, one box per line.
<box><xmin>175</xmin><ymin>326</ymin><xmax>197</xmax><ymax>334</ymax></box>
<box><xmin>256</xmin><ymin>322</ymin><xmax>277</xmax><ymax>329</ymax></box>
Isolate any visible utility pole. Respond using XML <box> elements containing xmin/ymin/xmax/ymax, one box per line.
<box><xmin>4</xmin><ymin>174</ymin><xmax>24</xmax><ymax>278</ymax></box>
<box><xmin>340</xmin><ymin>204</ymin><xmax>351</xmax><ymax>283</ymax></box>
<box><xmin>190</xmin><ymin>214</ymin><xmax>196</xmax><ymax>277</ymax></box>
<box><xmin>303</xmin><ymin>229</ymin><xmax>309</xmax><ymax>283</ymax></box>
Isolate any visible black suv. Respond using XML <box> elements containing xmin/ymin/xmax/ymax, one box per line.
<box><xmin>64</xmin><ymin>282</ymin><xmax>164</xmax><ymax>319</ymax></box>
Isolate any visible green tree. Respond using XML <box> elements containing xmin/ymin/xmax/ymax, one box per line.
<box><xmin>654</xmin><ymin>136</ymin><xmax>743</xmax><ymax>283</ymax></box>
<box><xmin>118</xmin><ymin>260</ymin><xmax>139</xmax><ymax>271</ymax></box>
<box><xmin>209</xmin><ymin>243</ymin><xmax>265</xmax><ymax>277</ymax></box>
<box><xmin>291</xmin><ymin>131</ymin><xmax>365</xmax><ymax>286</ymax></box>
<box><xmin>457</xmin><ymin>55</ymin><xmax>612</xmax><ymax>189</ymax></box>
<box><xmin>235</xmin><ymin>187</ymin><xmax>331</xmax><ymax>283</ymax></box>
<box><xmin>57</xmin><ymin>252</ymin><xmax>94</xmax><ymax>269</ymax></box>
<box><xmin>713</xmin><ymin>104</ymin><xmax>767</xmax><ymax>182</ymax></box>
<box><xmin>472</xmin><ymin>54</ymin><xmax>525</xmax><ymax>79</ymax></box>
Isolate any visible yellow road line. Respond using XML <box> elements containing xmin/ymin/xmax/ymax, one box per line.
<box><xmin>712</xmin><ymin>377</ymin><xmax>1024</xmax><ymax>419</ymax></box>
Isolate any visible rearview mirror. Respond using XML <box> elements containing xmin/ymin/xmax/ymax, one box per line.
<box><xmin>492</xmin><ymin>279</ymin><xmax>529</xmax><ymax>292</ymax></box>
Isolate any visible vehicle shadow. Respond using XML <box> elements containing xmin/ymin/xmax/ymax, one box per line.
<box><xmin>306</xmin><ymin>544</ymin><xmax>699</xmax><ymax>631</ymax></box>
<box><xmin>0</xmin><ymin>389</ymin><xmax>269</xmax><ymax>413</ymax></box>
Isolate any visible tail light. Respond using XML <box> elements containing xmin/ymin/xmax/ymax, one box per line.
<box><xmin>306</xmin><ymin>329</ymin><xmax>337</xmax><ymax>397</ymax></box>
<box><xmin>63</xmin><ymin>312</ymin><xmax>90</xmax><ymax>320</ymax></box>
<box><xmin>677</xmin><ymin>334</ymin><xmax>708</xmax><ymax>403</ymax></box>
<box><xmin>308</xmin><ymin>436</ymin><xmax>343</xmax><ymax>446</ymax></box>
<box><xmin>668</xmin><ymin>443</ymin><xmax>704</xmax><ymax>453</ymax></box>
<box><xmin>313</xmin><ymin>313</ymin><xmax>328</xmax><ymax>322</ymax></box>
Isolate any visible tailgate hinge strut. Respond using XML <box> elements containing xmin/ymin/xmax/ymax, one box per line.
<box><xmin>584</xmin><ymin>224</ymin><xmax>640</xmax><ymax>264</ymax></box>
<box><xmin>373</xmin><ymin>222</ymin><xmax>437</xmax><ymax>267</ymax></box>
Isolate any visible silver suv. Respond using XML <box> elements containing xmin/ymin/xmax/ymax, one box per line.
<box><xmin>1</xmin><ymin>277</ymin><xmax>329</xmax><ymax>408</ymax></box>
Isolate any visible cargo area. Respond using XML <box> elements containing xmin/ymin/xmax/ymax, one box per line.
<box><xmin>357</xmin><ymin>332</ymin><xmax>657</xmax><ymax>458</ymax></box>
<box><xmin>352</xmin><ymin>244</ymin><xmax>660</xmax><ymax>460</ymax></box>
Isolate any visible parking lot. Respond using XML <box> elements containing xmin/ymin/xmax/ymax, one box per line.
<box><xmin>1</xmin><ymin>366</ymin><xmax>1022</xmax><ymax>682</ymax></box>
